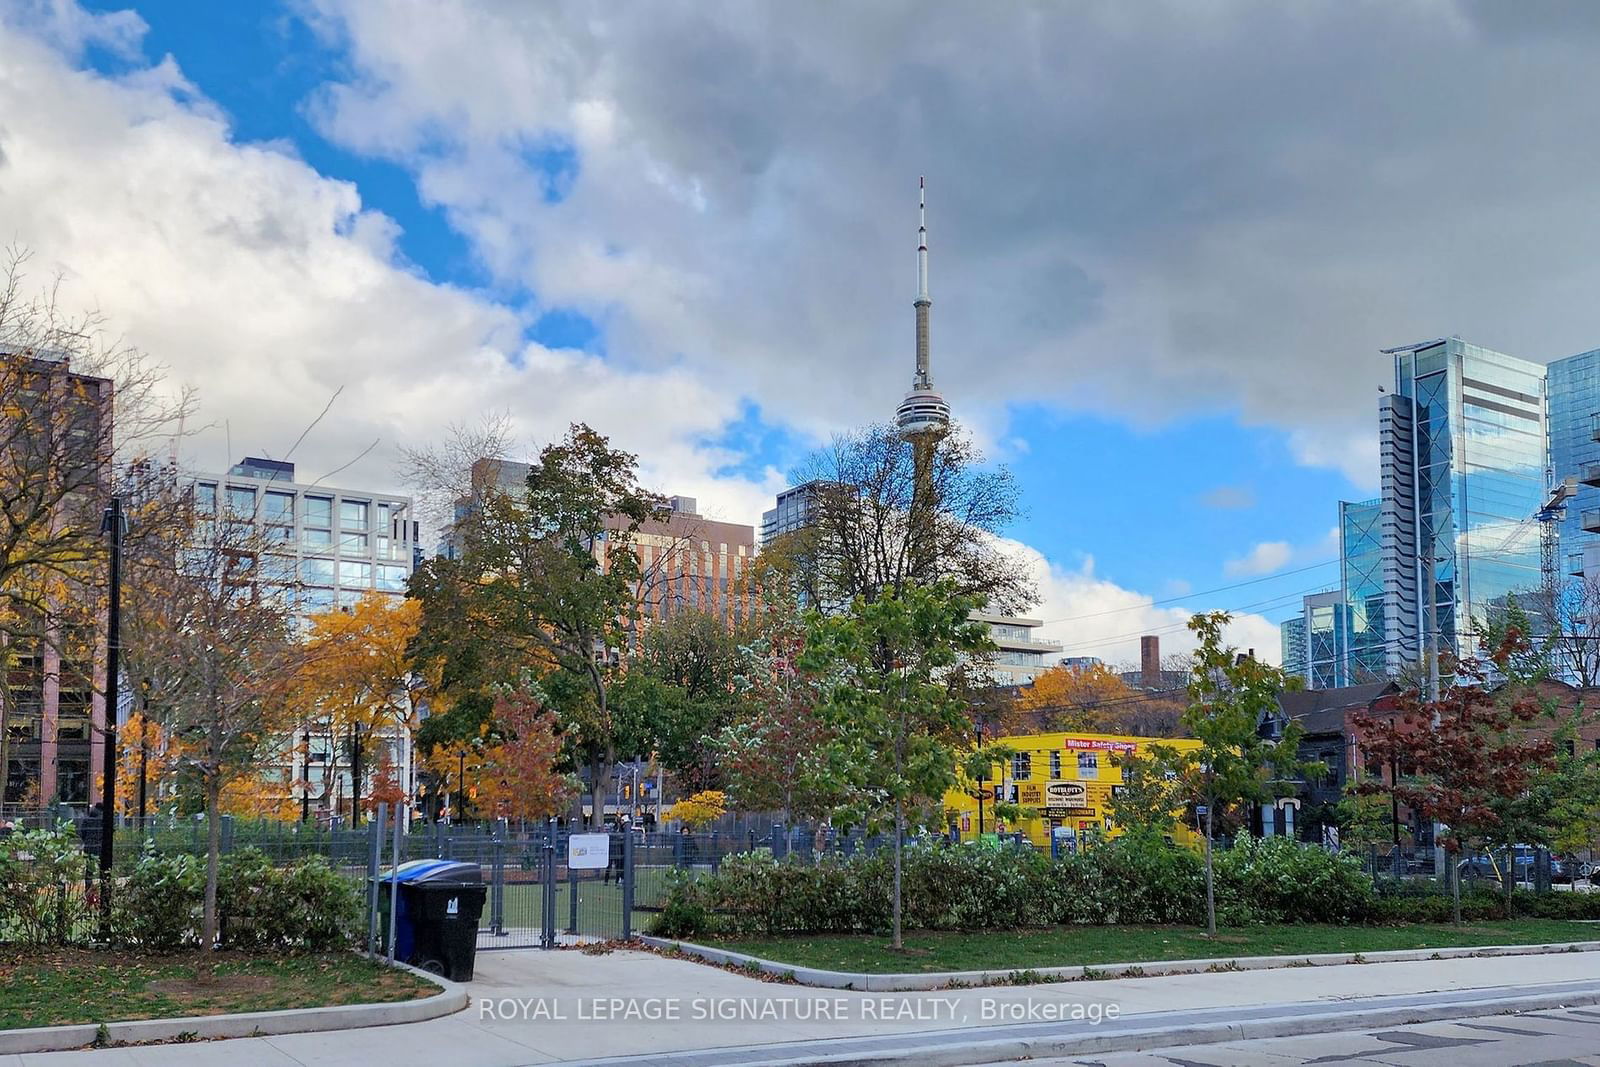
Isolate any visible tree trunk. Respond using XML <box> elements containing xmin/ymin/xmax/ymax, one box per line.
<box><xmin>892</xmin><ymin>798</ymin><xmax>904</xmax><ymax>950</ymax></box>
<box><xmin>202</xmin><ymin>778</ymin><xmax>222</xmax><ymax>950</ymax></box>
<box><xmin>1203</xmin><ymin>799</ymin><xmax>1216</xmax><ymax>936</ymax></box>
<box><xmin>1501</xmin><ymin>841</ymin><xmax>1515</xmax><ymax>919</ymax></box>
<box><xmin>0</xmin><ymin>675</ymin><xmax>13</xmax><ymax>807</ymax></box>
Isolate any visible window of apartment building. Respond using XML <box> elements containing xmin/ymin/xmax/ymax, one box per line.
<box><xmin>339</xmin><ymin>560</ymin><xmax>372</xmax><ymax>586</ymax></box>
<box><xmin>304</xmin><ymin>495</ymin><xmax>333</xmax><ymax>527</ymax></box>
<box><xmin>57</xmin><ymin>759</ymin><xmax>89</xmax><ymax>804</ymax></box>
<box><xmin>5</xmin><ymin>759</ymin><xmax>40</xmax><ymax>805</ymax></box>
<box><xmin>1049</xmin><ymin>751</ymin><xmax>1062</xmax><ymax>779</ymax></box>
<box><xmin>339</xmin><ymin>531</ymin><xmax>368</xmax><ymax>554</ymax></box>
<box><xmin>1011</xmin><ymin>752</ymin><xmax>1032</xmax><ymax>780</ymax></box>
<box><xmin>303</xmin><ymin>558</ymin><xmax>335</xmax><ymax>586</ymax></box>
<box><xmin>377</xmin><ymin>565</ymin><xmax>408</xmax><ymax>592</ymax></box>
<box><xmin>227</xmin><ymin>486</ymin><xmax>256</xmax><ymax>517</ymax></box>
<box><xmin>1077</xmin><ymin>752</ymin><xmax>1099</xmax><ymax>780</ymax></box>
<box><xmin>340</xmin><ymin>500</ymin><xmax>369</xmax><ymax>530</ymax></box>
<box><xmin>263</xmin><ymin>491</ymin><xmax>295</xmax><ymax>524</ymax></box>
<box><xmin>303</xmin><ymin>527</ymin><xmax>332</xmax><ymax>549</ymax></box>
<box><xmin>302</xmin><ymin>587</ymin><xmax>335</xmax><ymax>611</ymax></box>
<box><xmin>195</xmin><ymin>482</ymin><xmax>217</xmax><ymax>512</ymax></box>
<box><xmin>260</xmin><ymin>555</ymin><xmax>296</xmax><ymax>584</ymax></box>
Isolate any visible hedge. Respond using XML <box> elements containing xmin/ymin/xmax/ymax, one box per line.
<box><xmin>652</xmin><ymin>833</ymin><xmax>1600</xmax><ymax>939</ymax></box>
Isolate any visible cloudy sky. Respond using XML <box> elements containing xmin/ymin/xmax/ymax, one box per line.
<box><xmin>4</xmin><ymin>0</ymin><xmax>1596</xmax><ymax>665</ymax></box>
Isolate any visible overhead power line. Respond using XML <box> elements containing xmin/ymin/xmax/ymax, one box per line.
<box><xmin>1037</xmin><ymin>559</ymin><xmax>1339</xmax><ymax>626</ymax></box>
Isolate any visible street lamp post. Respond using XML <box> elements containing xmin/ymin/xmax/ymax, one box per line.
<box><xmin>974</xmin><ymin>721</ymin><xmax>986</xmax><ymax>837</ymax></box>
<box><xmin>98</xmin><ymin>498</ymin><xmax>125</xmax><ymax>939</ymax></box>
<box><xmin>458</xmin><ymin>749</ymin><xmax>467</xmax><ymax>824</ymax></box>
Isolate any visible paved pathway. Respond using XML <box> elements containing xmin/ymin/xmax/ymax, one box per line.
<box><xmin>9</xmin><ymin>947</ymin><xmax>1600</xmax><ymax>1065</ymax></box>
<box><xmin>1022</xmin><ymin>1005</ymin><xmax>1600</xmax><ymax>1065</ymax></box>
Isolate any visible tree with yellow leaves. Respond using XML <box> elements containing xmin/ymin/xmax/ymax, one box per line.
<box><xmin>98</xmin><ymin>711</ymin><xmax>182</xmax><ymax>818</ymax></box>
<box><xmin>1010</xmin><ymin>662</ymin><xmax>1139</xmax><ymax>733</ymax></box>
<box><xmin>665</xmin><ymin>789</ymin><xmax>727</xmax><ymax>830</ymax></box>
<box><xmin>293</xmin><ymin>593</ymin><xmax>425</xmax><ymax>825</ymax></box>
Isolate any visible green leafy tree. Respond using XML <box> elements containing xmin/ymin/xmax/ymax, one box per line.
<box><xmin>800</xmin><ymin>580</ymin><xmax>992</xmax><ymax>949</ymax></box>
<box><xmin>415</xmin><ymin>424</ymin><xmax>667</xmax><ymax>827</ymax></box>
<box><xmin>1168</xmin><ymin>611</ymin><xmax>1311</xmax><ymax>935</ymax></box>
<box><xmin>1106</xmin><ymin>747</ymin><xmax>1187</xmax><ymax>840</ymax></box>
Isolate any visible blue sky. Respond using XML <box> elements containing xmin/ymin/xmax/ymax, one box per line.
<box><xmin>24</xmin><ymin>1</ymin><xmax>1589</xmax><ymax>660</ymax></box>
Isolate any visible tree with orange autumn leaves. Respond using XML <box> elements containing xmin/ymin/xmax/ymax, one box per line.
<box><xmin>290</xmin><ymin>593</ymin><xmax>429</xmax><ymax>825</ymax></box>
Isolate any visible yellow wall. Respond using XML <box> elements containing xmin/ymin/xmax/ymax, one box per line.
<box><xmin>943</xmin><ymin>730</ymin><xmax>1202</xmax><ymax>848</ymax></box>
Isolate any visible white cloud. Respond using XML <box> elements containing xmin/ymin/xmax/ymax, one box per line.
<box><xmin>296</xmin><ymin>0</ymin><xmax>1600</xmax><ymax>487</ymax></box>
<box><xmin>1199</xmin><ymin>485</ymin><xmax>1255</xmax><ymax>510</ymax></box>
<box><xmin>0</xmin><ymin>6</ymin><xmax>779</xmax><ymax>532</ymax></box>
<box><xmin>1224</xmin><ymin>541</ymin><xmax>1293</xmax><ymax>577</ymax></box>
<box><xmin>1003</xmin><ymin>541</ymin><xmax>1281</xmax><ymax>668</ymax></box>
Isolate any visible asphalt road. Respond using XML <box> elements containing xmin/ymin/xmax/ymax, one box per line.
<box><xmin>1019</xmin><ymin>1006</ymin><xmax>1600</xmax><ymax>1066</ymax></box>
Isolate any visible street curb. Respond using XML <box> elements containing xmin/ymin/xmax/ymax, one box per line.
<box><xmin>639</xmin><ymin>935</ymin><xmax>1600</xmax><ymax>991</ymax></box>
<box><xmin>0</xmin><ymin>958</ymin><xmax>467</xmax><ymax>1055</ymax></box>
<box><xmin>566</xmin><ymin>982</ymin><xmax>1600</xmax><ymax>1066</ymax></box>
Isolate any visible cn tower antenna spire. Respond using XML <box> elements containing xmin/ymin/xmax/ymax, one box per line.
<box><xmin>896</xmin><ymin>176</ymin><xmax>951</xmax><ymax>441</ymax></box>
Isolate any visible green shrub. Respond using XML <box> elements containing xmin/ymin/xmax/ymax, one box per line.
<box><xmin>0</xmin><ymin>822</ymin><xmax>92</xmax><ymax>946</ymax></box>
<box><xmin>115</xmin><ymin>847</ymin><xmax>203</xmax><ymax>949</ymax></box>
<box><xmin>219</xmin><ymin>849</ymin><xmax>361</xmax><ymax>950</ymax></box>
<box><xmin>651</xmin><ymin>868</ymin><xmax>713</xmax><ymax>938</ymax></box>
<box><xmin>1214</xmin><ymin>835</ymin><xmax>1373</xmax><ymax>924</ymax></box>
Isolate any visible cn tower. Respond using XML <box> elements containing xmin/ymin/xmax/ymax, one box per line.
<box><xmin>895</xmin><ymin>177</ymin><xmax>952</xmax><ymax>443</ymax></box>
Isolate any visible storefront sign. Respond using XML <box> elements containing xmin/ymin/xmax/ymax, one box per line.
<box><xmin>1063</xmin><ymin>738</ymin><xmax>1137</xmax><ymax>753</ymax></box>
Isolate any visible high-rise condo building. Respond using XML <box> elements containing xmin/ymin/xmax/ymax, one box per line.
<box><xmin>1378</xmin><ymin>337</ymin><xmax>1547</xmax><ymax>673</ymax></box>
<box><xmin>2</xmin><ymin>349</ymin><xmax>114</xmax><ymax>809</ymax></box>
<box><xmin>1547</xmin><ymin>349</ymin><xmax>1600</xmax><ymax>581</ymax></box>
<box><xmin>1339</xmin><ymin>498</ymin><xmax>1386</xmax><ymax>679</ymax></box>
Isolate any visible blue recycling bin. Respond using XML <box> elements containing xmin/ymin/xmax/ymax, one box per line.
<box><xmin>374</xmin><ymin>859</ymin><xmax>486</xmax><ymax>980</ymax></box>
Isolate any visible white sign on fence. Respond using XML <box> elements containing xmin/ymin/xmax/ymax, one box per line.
<box><xmin>568</xmin><ymin>832</ymin><xmax>611</xmax><ymax>870</ymax></box>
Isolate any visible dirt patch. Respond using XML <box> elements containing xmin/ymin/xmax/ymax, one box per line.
<box><xmin>146</xmin><ymin>973</ymin><xmax>274</xmax><ymax>998</ymax></box>
<box><xmin>1199</xmin><ymin>935</ymin><xmax>1252</xmax><ymax>944</ymax></box>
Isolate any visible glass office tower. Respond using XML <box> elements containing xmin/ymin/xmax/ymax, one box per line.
<box><xmin>1280</xmin><ymin>616</ymin><xmax>1307</xmax><ymax>679</ymax></box>
<box><xmin>1548</xmin><ymin>349</ymin><xmax>1600</xmax><ymax>583</ymax></box>
<box><xmin>1340</xmin><ymin>499</ymin><xmax>1386</xmax><ymax>679</ymax></box>
<box><xmin>1380</xmin><ymin>338</ymin><xmax>1547</xmax><ymax>672</ymax></box>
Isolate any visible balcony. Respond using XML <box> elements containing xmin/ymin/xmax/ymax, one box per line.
<box><xmin>1583</xmin><ymin>463</ymin><xmax>1600</xmax><ymax>488</ymax></box>
<box><xmin>1583</xmin><ymin>508</ymin><xmax>1600</xmax><ymax>534</ymax></box>
<box><xmin>1592</xmin><ymin>413</ymin><xmax>1600</xmax><ymax>443</ymax></box>
<box><xmin>1572</xmin><ymin>552</ymin><xmax>1588</xmax><ymax>578</ymax></box>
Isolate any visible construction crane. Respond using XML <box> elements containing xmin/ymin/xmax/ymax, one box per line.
<box><xmin>1538</xmin><ymin>477</ymin><xmax>1578</xmax><ymax>606</ymax></box>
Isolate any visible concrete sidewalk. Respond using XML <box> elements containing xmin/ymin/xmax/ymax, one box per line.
<box><xmin>11</xmin><ymin>947</ymin><xmax>1600</xmax><ymax>1066</ymax></box>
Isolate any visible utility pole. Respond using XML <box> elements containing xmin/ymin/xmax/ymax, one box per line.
<box><xmin>98</xmin><ymin>497</ymin><xmax>124</xmax><ymax>940</ymax></box>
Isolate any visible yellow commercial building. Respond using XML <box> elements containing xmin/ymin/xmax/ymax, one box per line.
<box><xmin>944</xmin><ymin>730</ymin><xmax>1202</xmax><ymax>849</ymax></box>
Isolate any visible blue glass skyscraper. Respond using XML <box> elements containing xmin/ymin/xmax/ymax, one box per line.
<box><xmin>1379</xmin><ymin>338</ymin><xmax>1547</xmax><ymax>673</ymax></box>
<box><xmin>1340</xmin><ymin>499</ymin><xmax>1386</xmax><ymax>679</ymax></box>
<box><xmin>1547</xmin><ymin>349</ymin><xmax>1600</xmax><ymax>583</ymax></box>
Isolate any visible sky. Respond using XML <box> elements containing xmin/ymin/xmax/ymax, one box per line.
<box><xmin>5</xmin><ymin>0</ymin><xmax>1599</xmax><ymax>666</ymax></box>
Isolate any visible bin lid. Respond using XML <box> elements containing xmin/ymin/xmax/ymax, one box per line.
<box><xmin>376</xmin><ymin>858</ymin><xmax>483</xmax><ymax>884</ymax></box>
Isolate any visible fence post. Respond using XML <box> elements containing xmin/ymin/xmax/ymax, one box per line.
<box><xmin>220</xmin><ymin>814</ymin><xmax>234</xmax><ymax>855</ymax></box>
<box><xmin>567</xmin><ymin>834</ymin><xmax>579</xmax><ymax>935</ymax></box>
<box><xmin>367</xmin><ymin>803</ymin><xmax>386</xmax><ymax>957</ymax></box>
<box><xmin>541</xmin><ymin>818</ymin><xmax>558</xmax><ymax>949</ymax></box>
<box><xmin>434</xmin><ymin>819</ymin><xmax>444</xmax><ymax>859</ymax></box>
<box><xmin>490</xmin><ymin>827</ymin><xmax>506</xmax><ymax>937</ymax></box>
<box><xmin>770</xmin><ymin>822</ymin><xmax>783</xmax><ymax>859</ymax></box>
<box><xmin>673</xmin><ymin>832</ymin><xmax>685</xmax><ymax>869</ymax></box>
<box><xmin>711</xmin><ymin>830</ymin><xmax>721</xmax><ymax>874</ymax></box>
<box><xmin>622</xmin><ymin>825</ymin><xmax>635</xmax><ymax>941</ymax></box>
<box><xmin>386</xmin><ymin>805</ymin><xmax>402</xmax><ymax>964</ymax></box>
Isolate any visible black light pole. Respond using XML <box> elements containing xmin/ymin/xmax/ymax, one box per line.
<box><xmin>974</xmin><ymin>721</ymin><xmax>986</xmax><ymax>837</ymax></box>
<box><xmin>458</xmin><ymin>749</ymin><xmax>467</xmax><ymax>822</ymax></box>
<box><xmin>300</xmin><ymin>735</ymin><xmax>311</xmax><ymax>823</ymax></box>
<box><xmin>98</xmin><ymin>497</ymin><xmax>124</xmax><ymax>939</ymax></box>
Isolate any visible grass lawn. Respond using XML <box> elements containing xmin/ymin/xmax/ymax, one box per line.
<box><xmin>0</xmin><ymin>949</ymin><xmax>439</xmax><ymax>1031</ymax></box>
<box><xmin>487</xmin><ymin>881</ymin><xmax>656</xmax><ymax>937</ymax></box>
<box><xmin>712</xmin><ymin>919</ymin><xmax>1600</xmax><ymax>974</ymax></box>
